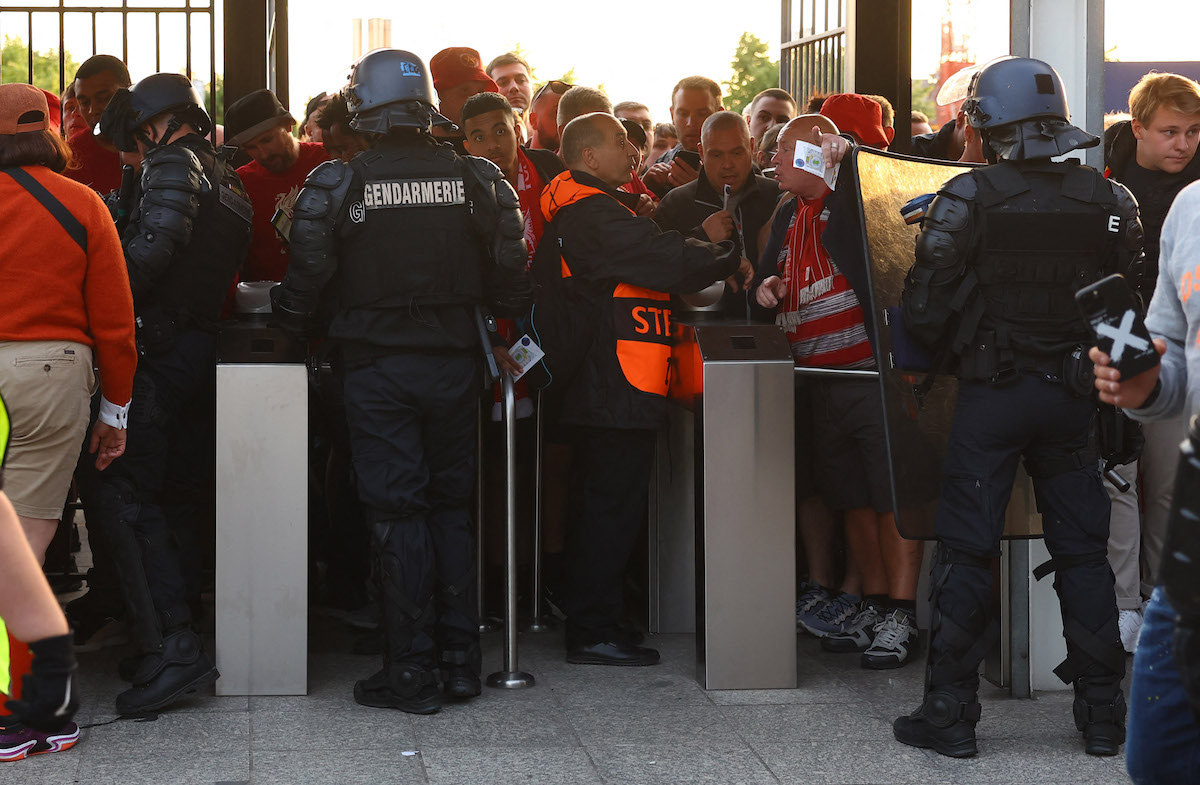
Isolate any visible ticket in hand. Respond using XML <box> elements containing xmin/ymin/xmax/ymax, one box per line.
<box><xmin>793</xmin><ymin>140</ymin><xmax>841</xmax><ymax>191</ymax></box>
<box><xmin>508</xmin><ymin>334</ymin><xmax>545</xmax><ymax>381</ymax></box>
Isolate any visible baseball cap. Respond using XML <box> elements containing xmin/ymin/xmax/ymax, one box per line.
<box><xmin>429</xmin><ymin>48</ymin><xmax>499</xmax><ymax>96</ymax></box>
<box><xmin>0</xmin><ymin>83</ymin><xmax>49</xmax><ymax>136</ymax></box>
<box><xmin>820</xmin><ymin>93</ymin><xmax>891</xmax><ymax>149</ymax></box>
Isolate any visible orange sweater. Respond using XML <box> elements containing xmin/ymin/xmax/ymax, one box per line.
<box><xmin>0</xmin><ymin>166</ymin><xmax>137</xmax><ymax>405</ymax></box>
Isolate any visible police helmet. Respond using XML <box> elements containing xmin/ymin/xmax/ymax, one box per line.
<box><xmin>962</xmin><ymin>56</ymin><xmax>1098</xmax><ymax>161</ymax></box>
<box><xmin>345</xmin><ymin>49</ymin><xmax>440</xmax><ymax>134</ymax></box>
<box><xmin>100</xmin><ymin>72</ymin><xmax>211</xmax><ymax>152</ymax></box>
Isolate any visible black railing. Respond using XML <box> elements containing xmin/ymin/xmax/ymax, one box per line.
<box><xmin>780</xmin><ymin>0</ymin><xmax>847</xmax><ymax>104</ymax></box>
<box><xmin>0</xmin><ymin>3</ymin><xmax>219</xmax><ymax>124</ymax></box>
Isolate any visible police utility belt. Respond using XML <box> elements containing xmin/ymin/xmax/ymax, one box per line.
<box><xmin>955</xmin><ymin>331</ymin><xmax>1093</xmax><ymax>397</ymax></box>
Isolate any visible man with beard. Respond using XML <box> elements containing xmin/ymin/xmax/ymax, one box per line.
<box><xmin>226</xmin><ymin>88</ymin><xmax>330</xmax><ymax>282</ymax></box>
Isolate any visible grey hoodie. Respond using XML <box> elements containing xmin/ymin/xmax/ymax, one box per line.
<box><xmin>1127</xmin><ymin>179</ymin><xmax>1200</xmax><ymax>424</ymax></box>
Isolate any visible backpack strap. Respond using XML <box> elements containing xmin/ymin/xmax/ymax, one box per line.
<box><xmin>2</xmin><ymin>167</ymin><xmax>88</xmax><ymax>254</ymax></box>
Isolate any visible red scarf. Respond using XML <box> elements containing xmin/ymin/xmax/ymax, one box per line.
<box><xmin>778</xmin><ymin>195</ymin><xmax>834</xmax><ymax>329</ymax></box>
<box><xmin>516</xmin><ymin>148</ymin><xmax>544</xmax><ymax>270</ymax></box>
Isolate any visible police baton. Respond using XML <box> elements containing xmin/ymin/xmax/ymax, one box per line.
<box><xmin>487</xmin><ymin>372</ymin><xmax>535</xmax><ymax>689</ymax></box>
<box><xmin>476</xmin><ymin>402</ymin><xmax>499</xmax><ymax>634</ymax></box>
<box><xmin>474</xmin><ymin>307</ymin><xmax>500</xmax><ymax>388</ymax></box>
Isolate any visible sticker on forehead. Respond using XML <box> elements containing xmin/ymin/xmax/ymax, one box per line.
<box><xmin>363</xmin><ymin>177</ymin><xmax>467</xmax><ymax>209</ymax></box>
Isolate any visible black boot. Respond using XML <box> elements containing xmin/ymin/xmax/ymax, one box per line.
<box><xmin>1073</xmin><ymin>677</ymin><xmax>1126</xmax><ymax>756</ymax></box>
<box><xmin>354</xmin><ymin>663</ymin><xmax>441</xmax><ymax>714</ymax></box>
<box><xmin>893</xmin><ymin>686</ymin><xmax>981</xmax><ymax>758</ymax></box>
<box><xmin>440</xmin><ymin>646</ymin><xmax>482</xmax><ymax>699</ymax></box>
<box><xmin>115</xmin><ymin>628</ymin><xmax>218</xmax><ymax>714</ymax></box>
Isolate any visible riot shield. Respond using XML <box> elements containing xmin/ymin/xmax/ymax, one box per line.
<box><xmin>849</xmin><ymin>147</ymin><xmax>1043</xmax><ymax>540</ymax></box>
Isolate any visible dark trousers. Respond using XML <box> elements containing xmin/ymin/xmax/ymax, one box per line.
<box><xmin>929</xmin><ymin>375</ymin><xmax>1119</xmax><ymax>690</ymax></box>
<box><xmin>564</xmin><ymin>426</ymin><xmax>657</xmax><ymax>645</ymax></box>
<box><xmin>342</xmin><ymin>353</ymin><xmax>479</xmax><ymax>666</ymax></box>
<box><xmin>86</xmin><ymin>330</ymin><xmax>217</xmax><ymax>637</ymax></box>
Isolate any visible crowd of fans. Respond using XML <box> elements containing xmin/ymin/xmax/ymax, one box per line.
<box><xmin>0</xmin><ymin>39</ymin><xmax>1197</xmax><ymax>776</ymax></box>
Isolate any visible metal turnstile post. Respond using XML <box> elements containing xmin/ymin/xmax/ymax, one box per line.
<box><xmin>486</xmin><ymin>374</ymin><xmax>535</xmax><ymax>689</ymax></box>
<box><xmin>524</xmin><ymin>392</ymin><xmax>553</xmax><ymax>633</ymax></box>
<box><xmin>477</xmin><ymin>404</ymin><xmax>499</xmax><ymax>634</ymax></box>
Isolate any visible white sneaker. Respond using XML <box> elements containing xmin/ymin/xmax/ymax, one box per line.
<box><xmin>862</xmin><ymin>609</ymin><xmax>919</xmax><ymax>669</ymax></box>
<box><xmin>1119</xmin><ymin>608</ymin><xmax>1144</xmax><ymax>653</ymax></box>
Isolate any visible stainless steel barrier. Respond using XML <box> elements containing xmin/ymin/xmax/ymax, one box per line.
<box><xmin>476</xmin><ymin>404</ymin><xmax>499</xmax><ymax>634</ymax></box>
<box><xmin>524</xmin><ymin>392</ymin><xmax>553</xmax><ymax>633</ymax></box>
<box><xmin>486</xmin><ymin>374</ymin><xmax>535</xmax><ymax>689</ymax></box>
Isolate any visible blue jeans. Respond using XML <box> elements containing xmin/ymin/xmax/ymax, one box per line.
<box><xmin>1127</xmin><ymin>587</ymin><xmax>1200</xmax><ymax>784</ymax></box>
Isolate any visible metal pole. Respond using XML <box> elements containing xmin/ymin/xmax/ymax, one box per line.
<box><xmin>524</xmin><ymin>392</ymin><xmax>552</xmax><ymax>633</ymax></box>
<box><xmin>476</xmin><ymin>403</ymin><xmax>498</xmax><ymax>634</ymax></box>
<box><xmin>487</xmin><ymin>374</ymin><xmax>535</xmax><ymax>689</ymax></box>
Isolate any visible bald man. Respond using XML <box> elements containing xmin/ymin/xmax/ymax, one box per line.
<box><xmin>655</xmin><ymin>110</ymin><xmax>776</xmax><ymax>318</ymax></box>
<box><xmin>539</xmin><ymin>112</ymin><xmax>738</xmax><ymax>667</ymax></box>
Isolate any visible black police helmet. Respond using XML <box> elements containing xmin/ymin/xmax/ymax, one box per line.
<box><xmin>346</xmin><ymin>48</ymin><xmax>436</xmax><ymax>133</ymax></box>
<box><xmin>962</xmin><ymin>56</ymin><xmax>1070</xmax><ymax>129</ymax></box>
<box><xmin>100</xmin><ymin>72</ymin><xmax>211</xmax><ymax>152</ymax></box>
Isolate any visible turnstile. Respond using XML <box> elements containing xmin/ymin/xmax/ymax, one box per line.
<box><xmin>214</xmin><ymin>318</ymin><xmax>308</xmax><ymax>696</ymax></box>
<box><xmin>651</xmin><ymin>322</ymin><xmax>796</xmax><ymax>690</ymax></box>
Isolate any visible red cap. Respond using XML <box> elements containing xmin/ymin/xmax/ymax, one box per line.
<box><xmin>820</xmin><ymin>93</ymin><xmax>891</xmax><ymax>149</ymax></box>
<box><xmin>0</xmin><ymin>83</ymin><xmax>49</xmax><ymax>135</ymax></box>
<box><xmin>429</xmin><ymin>47</ymin><xmax>499</xmax><ymax>96</ymax></box>
<box><xmin>41</xmin><ymin>89</ymin><xmax>62</xmax><ymax>134</ymax></box>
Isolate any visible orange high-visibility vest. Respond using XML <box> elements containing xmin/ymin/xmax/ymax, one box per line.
<box><xmin>541</xmin><ymin>172</ymin><xmax>674</xmax><ymax>397</ymax></box>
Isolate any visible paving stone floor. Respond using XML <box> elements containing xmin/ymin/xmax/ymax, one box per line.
<box><xmin>1</xmin><ymin>612</ymin><xmax>1135</xmax><ymax>785</ymax></box>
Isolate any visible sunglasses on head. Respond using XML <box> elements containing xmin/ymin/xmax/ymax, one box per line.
<box><xmin>533</xmin><ymin>80</ymin><xmax>573</xmax><ymax>101</ymax></box>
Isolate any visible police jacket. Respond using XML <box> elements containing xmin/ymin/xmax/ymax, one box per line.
<box><xmin>541</xmin><ymin>170</ymin><xmax>737</xmax><ymax>430</ymax></box>
<box><xmin>1103</xmin><ymin>119</ymin><xmax>1200</xmax><ymax>297</ymax></box>
<box><xmin>122</xmin><ymin>133</ymin><xmax>252</xmax><ymax>329</ymax></box>
<box><xmin>655</xmin><ymin>169</ymin><xmax>781</xmax><ymax>319</ymax></box>
<box><xmin>901</xmin><ymin>158</ymin><xmax>1143</xmax><ymax>381</ymax></box>
<box><xmin>273</xmin><ymin>131</ymin><xmax>528</xmax><ymax>363</ymax></box>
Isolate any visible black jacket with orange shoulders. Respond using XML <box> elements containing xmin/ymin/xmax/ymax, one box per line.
<box><xmin>539</xmin><ymin>170</ymin><xmax>736</xmax><ymax>431</ymax></box>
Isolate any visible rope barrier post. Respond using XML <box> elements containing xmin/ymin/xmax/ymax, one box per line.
<box><xmin>487</xmin><ymin>373</ymin><xmax>535</xmax><ymax>689</ymax></box>
<box><xmin>476</xmin><ymin>402</ymin><xmax>499</xmax><ymax>634</ymax></box>
<box><xmin>525</xmin><ymin>391</ymin><xmax>552</xmax><ymax>633</ymax></box>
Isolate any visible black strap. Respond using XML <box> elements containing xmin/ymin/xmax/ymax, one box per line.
<box><xmin>3</xmin><ymin>167</ymin><xmax>88</xmax><ymax>254</ymax></box>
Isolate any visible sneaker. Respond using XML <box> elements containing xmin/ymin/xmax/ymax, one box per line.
<box><xmin>798</xmin><ymin>592</ymin><xmax>859</xmax><ymax>638</ymax></box>
<box><xmin>0</xmin><ymin>722</ymin><xmax>80</xmax><ymax>762</ymax></box>
<box><xmin>1118</xmin><ymin>608</ymin><xmax>1143</xmax><ymax>654</ymax></box>
<box><xmin>863</xmin><ymin>608</ymin><xmax>919</xmax><ymax>669</ymax></box>
<box><xmin>795</xmin><ymin>581</ymin><xmax>830</xmax><ymax>628</ymax></box>
<box><xmin>822</xmin><ymin>601</ymin><xmax>884</xmax><ymax>653</ymax></box>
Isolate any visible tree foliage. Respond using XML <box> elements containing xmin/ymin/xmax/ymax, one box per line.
<box><xmin>2</xmin><ymin>35</ymin><xmax>80</xmax><ymax>94</ymax></box>
<box><xmin>724</xmin><ymin>32</ymin><xmax>779</xmax><ymax>114</ymax></box>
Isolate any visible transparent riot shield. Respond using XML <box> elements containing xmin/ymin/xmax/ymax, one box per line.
<box><xmin>850</xmin><ymin>147</ymin><xmax>1044</xmax><ymax>540</ymax></box>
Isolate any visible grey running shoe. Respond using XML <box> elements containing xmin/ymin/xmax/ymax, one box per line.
<box><xmin>863</xmin><ymin>608</ymin><xmax>918</xmax><ymax>669</ymax></box>
<box><xmin>799</xmin><ymin>592</ymin><xmax>860</xmax><ymax>638</ymax></box>
<box><xmin>795</xmin><ymin>582</ymin><xmax>830</xmax><ymax>629</ymax></box>
<box><xmin>822</xmin><ymin>601</ymin><xmax>884</xmax><ymax>653</ymax></box>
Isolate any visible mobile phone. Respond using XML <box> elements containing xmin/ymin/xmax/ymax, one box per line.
<box><xmin>1075</xmin><ymin>273</ymin><xmax>1159</xmax><ymax>379</ymax></box>
<box><xmin>673</xmin><ymin>149</ymin><xmax>701</xmax><ymax>169</ymax></box>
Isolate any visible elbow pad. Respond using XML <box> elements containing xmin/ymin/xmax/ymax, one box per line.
<box><xmin>464</xmin><ymin>155</ymin><xmax>529</xmax><ymax>271</ymax></box>
<box><xmin>1109</xmin><ymin>180</ymin><xmax>1147</xmax><ymax>280</ymax></box>
<box><xmin>277</xmin><ymin>160</ymin><xmax>352</xmax><ymax>315</ymax></box>
<box><xmin>912</xmin><ymin>192</ymin><xmax>973</xmax><ymax>287</ymax></box>
<box><xmin>124</xmin><ymin>144</ymin><xmax>208</xmax><ymax>298</ymax></box>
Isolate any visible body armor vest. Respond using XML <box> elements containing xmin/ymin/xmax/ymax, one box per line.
<box><xmin>968</xmin><ymin>161</ymin><xmax>1118</xmax><ymax>361</ymax></box>
<box><xmin>138</xmin><ymin>136</ymin><xmax>252</xmax><ymax>328</ymax></box>
<box><xmin>338</xmin><ymin>138</ymin><xmax>488</xmax><ymax>310</ymax></box>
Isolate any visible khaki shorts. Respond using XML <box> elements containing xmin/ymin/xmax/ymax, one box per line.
<box><xmin>0</xmin><ymin>341</ymin><xmax>96</xmax><ymax>519</ymax></box>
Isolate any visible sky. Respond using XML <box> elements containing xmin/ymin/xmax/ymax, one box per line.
<box><xmin>1</xmin><ymin>0</ymin><xmax>1196</xmax><ymax>122</ymax></box>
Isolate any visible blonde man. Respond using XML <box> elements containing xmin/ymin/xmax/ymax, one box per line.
<box><xmin>1101</xmin><ymin>72</ymin><xmax>1200</xmax><ymax>653</ymax></box>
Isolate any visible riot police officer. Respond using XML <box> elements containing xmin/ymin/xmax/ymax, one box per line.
<box><xmin>272</xmin><ymin>49</ymin><xmax>529</xmax><ymax>715</ymax></box>
<box><xmin>92</xmin><ymin>73</ymin><xmax>251</xmax><ymax>713</ymax></box>
<box><xmin>896</xmin><ymin>57</ymin><xmax>1144</xmax><ymax>757</ymax></box>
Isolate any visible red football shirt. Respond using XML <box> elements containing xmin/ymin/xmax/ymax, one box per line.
<box><xmin>65</xmin><ymin>129</ymin><xmax>122</xmax><ymax>195</ymax></box>
<box><xmin>237</xmin><ymin>142</ymin><xmax>330</xmax><ymax>282</ymax></box>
